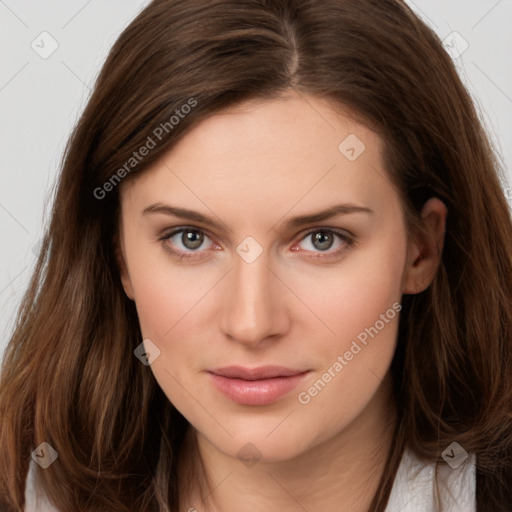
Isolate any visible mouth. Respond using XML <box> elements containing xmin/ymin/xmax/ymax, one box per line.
<box><xmin>207</xmin><ymin>366</ymin><xmax>311</xmax><ymax>406</ymax></box>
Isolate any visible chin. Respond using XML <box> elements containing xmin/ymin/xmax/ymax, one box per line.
<box><xmin>201</xmin><ymin>426</ymin><xmax>314</xmax><ymax>465</ymax></box>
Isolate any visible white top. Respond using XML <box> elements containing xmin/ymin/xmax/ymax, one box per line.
<box><xmin>385</xmin><ymin>448</ymin><xmax>476</xmax><ymax>511</ymax></box>
<box><xmin>25</xmin><ymin>448</ymin><xmax>476</xmax><ymax>511</ymax></box>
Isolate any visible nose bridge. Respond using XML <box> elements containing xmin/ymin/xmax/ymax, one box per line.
<box><xmin>220</xmin><ymin>248</ymin><xmax>283</xmax><ymax>345</ymax></box>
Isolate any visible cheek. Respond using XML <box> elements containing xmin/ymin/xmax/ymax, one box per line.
<box><xmin>126</xmin><ymin>250</ymin><xmax>225</xmax><ymax>408</ymax></box>
<box><xmin>289</xmin><ymin>232</ymin><xmax>405</xmax><ymax>418</ymax></box>
<box><xmin>130</xmin><ymin>272</ymin><xmax>177</xmax><ymax>339</ymax></box>
<box><xmin>293</xmin><ymin>229</ymin><xmax>406</xmax><ymax>351</ymax></box>
<box><xmin>124</xmin><ymin>233</ymin><xmax>217</xmax><ymax>339</ymax></box>
<box><xmin>292</xmin><ymin>280</ymin><xmax>401</xmax><ymax>451</ymax></box>
<box><xmin>128</xmin><ymin>263</ymin><xmax>213</xmax><ymax>411</ymax></box>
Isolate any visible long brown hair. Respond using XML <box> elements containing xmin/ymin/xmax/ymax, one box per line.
<box><xmin>1</xmin><ymin>0</ymin><xmax>511</xmax><ymax>510</ymax></box>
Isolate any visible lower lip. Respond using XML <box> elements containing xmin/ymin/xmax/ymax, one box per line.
<box><xmin>208</xmin><ymin>371</ymin><xmax>310</xmax><ymax>406</ymax></box>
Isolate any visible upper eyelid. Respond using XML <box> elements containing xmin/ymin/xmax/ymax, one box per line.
<box><xmin>299</xmin><ymin>226</ymin><xmax>353</xmax><ymax>239</ymax></box>
<box><xmin>162</xmin><ymin>226</ymin><xmax>217</xmax><ymax>243</ymax></box>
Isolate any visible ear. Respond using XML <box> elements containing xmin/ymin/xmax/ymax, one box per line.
<box><xmin>114</xmin><ymin>227</ymin><xmax>135</xmax><ymax>301</ymax></box>
<box><xmin>402</xmin><ymin>197</ymin><xmax>448</xmax><ymax>294</ymax></box>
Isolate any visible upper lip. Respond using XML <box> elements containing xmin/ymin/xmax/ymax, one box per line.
<box><xmin>209</xmin><ymin>366</ymin><xmax>308</xmax><ymax>380</ymax></box>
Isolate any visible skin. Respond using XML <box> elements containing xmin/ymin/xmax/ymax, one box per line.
<box><xmin>117</xmin><ymin>90</ymin><xmax>447</xmax><ymax>512</ymax></box>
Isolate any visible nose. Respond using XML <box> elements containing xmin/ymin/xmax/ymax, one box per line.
<box><xmin>219</xmin><ymin>251</ymin><xmax>290</xmax><ymax>347</ymax></box>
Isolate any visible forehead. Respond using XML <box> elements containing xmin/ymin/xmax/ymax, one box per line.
<box><xmin>119</xmin><ymin>92</ymin><xmax>397</xmax><ymax>224</ymax></box>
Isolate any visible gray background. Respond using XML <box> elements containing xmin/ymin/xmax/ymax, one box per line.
<box><xmin>1</xmin><ymin>0</ymin><xmax>511</xmax><ymax>361</ymax></box>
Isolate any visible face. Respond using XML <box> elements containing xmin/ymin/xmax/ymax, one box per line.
<box><xmin>117</xmin><ymin>91</ymin><xmax>436</xmax><ymax>463</ymax></box>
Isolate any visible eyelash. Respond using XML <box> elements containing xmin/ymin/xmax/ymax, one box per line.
<box><xmin>158</xmin><ymin>227</ymin><xmax>355</xmax><ymax>262</ymax></box>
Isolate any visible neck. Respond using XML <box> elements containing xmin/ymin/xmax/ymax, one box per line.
<box><xmin>178</xmin><ymin>373</ymin><xmax>397</xmax><ymax>512</ymax></box>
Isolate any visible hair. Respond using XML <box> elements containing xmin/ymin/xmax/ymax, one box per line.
<box><xmin>1</xmin><ymin>0</ymin><xmax>511</xmax><ymax>510</ymax></box>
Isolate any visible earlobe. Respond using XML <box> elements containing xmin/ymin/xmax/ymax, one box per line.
<box><xmin>402</xmin><ymin>197</ymin><xmax>447</xmax><ymax>295</ymax></box>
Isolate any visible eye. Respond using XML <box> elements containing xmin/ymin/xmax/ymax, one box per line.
<box><xmin>159</xmin><ymin>226</ymin><xmax>354</xmax><ymax>262</ymax></box>
<box><xmin>159</xmin><ymin>227</ymin><xmax>219</xmax><ymax>260</ymax></box>
<box><xmin>293</xmin><ymin>228</ymin><xmax>354</xmax><ymax>258</ymax></box>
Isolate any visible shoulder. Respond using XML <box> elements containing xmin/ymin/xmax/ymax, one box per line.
<box><xmin>385</xmin><ymin>447</ymin><xmax>476</xmax><ymax>512</ymax></box>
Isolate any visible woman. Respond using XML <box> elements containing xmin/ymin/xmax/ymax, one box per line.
<box><xmin>1</xmin><ymin>0</ymin><xmax>511</xmax><ymax>511</ymax></box>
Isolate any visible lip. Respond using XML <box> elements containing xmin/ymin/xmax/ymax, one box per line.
<box><xmin>207</xmin><ymin>366</ymin><xmax>311</xmax><ymax>406</ymax></box>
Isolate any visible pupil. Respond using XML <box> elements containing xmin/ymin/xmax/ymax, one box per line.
<box><xmin>313</xmin><ymin>231</ymin><xmax>333</xmax><ymax>251</ymax></box>
<box><xmin>183</xmin><ymin>230</ymin><xmax>203</xmax><ymax>249</ymax></box>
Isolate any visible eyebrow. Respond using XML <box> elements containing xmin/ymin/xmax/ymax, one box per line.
<box><xmin>142</xmin><ymin>202</ymin><xmax>373</xmax><ymax>231</ymax></box>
